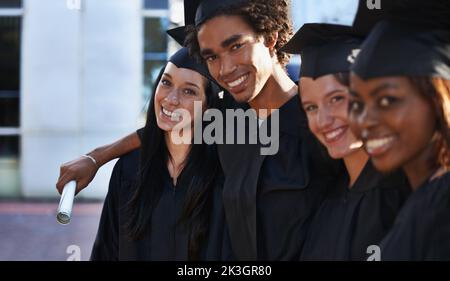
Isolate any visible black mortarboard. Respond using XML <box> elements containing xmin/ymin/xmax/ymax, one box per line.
<box><xmin>352</xmin><ymin>1</ymin><xmax>450</xmax><ymax>80</ymax></box>
<box><xmin>168</xmin><ymin>0</ymin><xmax>248</xmax><ymax>45</ymax></box>
<box><xmin>168</xmin><ymin>47</ymin><xmax>212</xmax><ymax>81</ymax></box>
<box><xmin>166</xmin><ymin>26</ymin><xmax>187</xmax><ymax>46</ymax></box>
<box><xmin>184</xmin><ymin>0</ymin><xmax>248</xmax><ymax>26</ymax></box>
<box><xmin>281</xmin><ymin>23</ymin><xmax>364</xmax><ymax>79</ymax></box>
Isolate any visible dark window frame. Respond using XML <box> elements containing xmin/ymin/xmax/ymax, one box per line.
<box><xmin>142</xmin><ymin>3</ymin><xmax>170</xmax><ymax>104</ymax></box>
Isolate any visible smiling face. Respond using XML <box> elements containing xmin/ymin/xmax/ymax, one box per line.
<box><xmin>348</xmin><ymin>74</ymin><xmax>437</xmax><ymax>173</ymax></box>
<box><xmin>197</xmin><ymin>14</ymin><xmax>275</xmax><ymax>104</ymax></box>
<box><xmin>154</xmin><ymin>62</ymin><xmax>207</xmax><ymax>132</ymax></box>
<box><xmin>300</xmin><ymin>74</ymin><xmax>362</xmax><ymax>159</ymax></box>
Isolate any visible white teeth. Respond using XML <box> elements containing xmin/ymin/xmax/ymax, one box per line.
<box><xmin>324</xmin><ymin>127</ymin><xmax>345</xmax><ymax>141</ymax></box>
<box><xmin>227</xmin><ymin>74</ymin><xmax>248</xmax><ymax>88</ymax></box>
<box><xmin>162</xmin><ymin>108</ymin><xmax>172</xmax><ymax>116</ymax></box>
<box><xmin>162</xmin><ymin>108</ymin><xmax>181</xmax><ymax>121</ymax></box>
<box><xmin>349</xmin><ymin>141</ymin><xmax>364</xmax><ymax>149</ymax></box>
<box><xmin>365</xmin><ymin>137</ymin><xmax>395</xmax><ymax>152</ymax></box>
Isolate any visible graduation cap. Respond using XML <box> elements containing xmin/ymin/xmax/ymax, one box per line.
<box><xmin>351</xmin><ymin>1</ymin><xmax>450</xmax><ymax>80</ymax></box>
<box><xmin>166</xmin><ymin>26</ymin><xmax>187</xmax><ymax>46</ymax></box>
<box><xmin>184</xmin><ymin>0</ymin><xmax>248</xmax><ymax>26</ymax></box>
<box><xmin>168</xmin><ymin>0</ymin><xmax>248</xmax><ymax>45</ymax></box>
<box><xmin>168</xmin><ymin>47</ymin><xmax>212</xmax><ymax>83</ymax></box>
<box><xmin>280</xmin><ymin>23</ymin><xmax>364</xmax><ymax>79</ymax></box>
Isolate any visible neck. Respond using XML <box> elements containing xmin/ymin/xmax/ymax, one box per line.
<box><xmin>248</xmin><ymin>61</ymin><xmax>297</xmax><ymax>118</ymax></box>
<box><xmin>402</xmin><ymin>143</ymin><xmax>439</xmax><ymax>191</ymax></box>
<box><xmin>164</xmin><ymin>132</ymin><xmax>191</xmax><ymax>183</ymax></box>
<box><xmin>343</xmin><ymin>149</ymin><xmax>370</xmax><ymax>188</ymax></box>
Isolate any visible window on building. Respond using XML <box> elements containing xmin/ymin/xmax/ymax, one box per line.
<box><xmin>0</xmin><ymin>0</ymin><xmax>22</xmax><ymax>8</ymax></box>
<box><xmin>0</xmin><ymin>2</ymin><xmax>22</xmax><ymax>197</ymax></box>
<box><xmin>144</xmin><ymin>0</ymin><xmax>168</xmax><ymax>10</ymax></box>
<box><xmin>142</xmin><ymin>1</ymin><xmax>169</xmax><ymax>106</ymax></box>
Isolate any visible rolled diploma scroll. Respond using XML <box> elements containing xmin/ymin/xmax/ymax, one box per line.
<box><xmin>56</xmin><ymin>181</ymin><xmax>76</xmax><ymax>225</ymax></box>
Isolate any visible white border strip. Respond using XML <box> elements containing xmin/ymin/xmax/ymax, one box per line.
<box><xmin>0</xmin><ymin>8</ymin><xmax>23</xmax><ymax>16</ymax></box>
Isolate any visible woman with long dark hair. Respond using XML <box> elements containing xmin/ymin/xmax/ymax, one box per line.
<box><xmin>90</xmin><ymin>47</ymin><xmax>231</xmax><ymax>261</ymax></box>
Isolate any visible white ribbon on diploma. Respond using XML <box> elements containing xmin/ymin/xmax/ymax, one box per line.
<box><xmin>56</xmin><ymin>181</ymin><xmax>76</xmax><ymax>225</ymax></box>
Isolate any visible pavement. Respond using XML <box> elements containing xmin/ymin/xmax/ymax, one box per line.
<box><xmin>0</xmin><ymin>201</ymin><xmax>103</xmax><ymax>261</ymax></box>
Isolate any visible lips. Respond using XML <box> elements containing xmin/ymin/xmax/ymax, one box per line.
<box><xmin>323</xmin><ymin>126</ymin><xmax>347</xmax><ymax>143</ymax></box>
<box><xmin>364</xmin><ymin>136</ymin><xmax>396</xmax><ymax>157</ymax></box>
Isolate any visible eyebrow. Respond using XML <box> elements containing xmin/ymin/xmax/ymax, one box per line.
<box><xmin>301</xmin><ymin>89</ymin><xmax>346</xmax><ymax>105</ymax></box>
<box><xmin>325</xmin><ymin>89</ymin><xmax>347</xmax><ymax>98</ymax></box>
<box><xmin>369</xmin><ymin>82</ymin><xmax>400</xmax><ymax>97</ymax></box>
<box><xmin>200</xmin><ymin>34</ymin><xmax>244</xmax><ymax>58</ymax></box>
<box><xmin>221</xmin><ymin>34</ymin><xmax>243</xmax><ymax>48</ymax></box>
<box><xmin>185</xmin><ymin>82</ymin><xmax>200</xmax><ymax>89</ymax></box>
<box><xmin>349</xmin><ymin>82</ymin><xmax>399</xmax><ymax>97</ymax></box>
<box><xmin>162</xmin><ymin>73</ymin><xmax>201</xmax><ymax>89</ymax></box>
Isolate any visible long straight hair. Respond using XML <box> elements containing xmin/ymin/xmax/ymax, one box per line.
<box><xmin>125</xmin><ymin>64</ymin><xmax>221</xmax><ymax>260</ymax></box>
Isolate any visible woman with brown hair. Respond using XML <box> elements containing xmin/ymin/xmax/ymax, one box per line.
<box><xmin>281</xmin><ymin>23</ymin><xmax>410</xmax><ymax>260</ymax></box>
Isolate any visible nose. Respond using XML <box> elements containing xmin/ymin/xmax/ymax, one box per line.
<box><xmin>354</xmin><ymin>106</ymin><xmax>379</xmax><ymax>138</ymax></box>
<box><xmin>317</xmin><ymin>107</ymin><xmax>334</xmax><ymax>131</ymax></box>
<box><xmin>165</xmin><ymin>89</ymin><xmax>180</xmax><ymax>105</ymax></box>
<box><xmin>219</xmin><ymin>56</ymin><xmax>237</xmax><ymax>78</ymax></box>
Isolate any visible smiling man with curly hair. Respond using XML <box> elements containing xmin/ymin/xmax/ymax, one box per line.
<box><xmin>185</xmin><ymin>0</ymin><xmax>294</xmax><ymax>108</ymax></box>
<box><xmin>184</xmin><ymin>0</ymin><xmax>334</xmax><ymax>261</ymax></box>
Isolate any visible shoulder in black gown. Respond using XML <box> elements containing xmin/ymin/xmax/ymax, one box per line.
<box><xmin>301</xmin><ymin>161</ymin><xmax>411</xmax><ymax>260</ymax></box>
<box><xmin>90</xmin><ymin>149</ymin><xmax>233</xmax><ymax>261</ymax></box>
<box><xmin>218</xmin><ymin>95</ymin><xmax>337</xmax><ymax>260</ymax></box>
<box><xmin>380</xmin><ymin>171</ymin><xmax>450</xmax><ymax>261</ymax></box>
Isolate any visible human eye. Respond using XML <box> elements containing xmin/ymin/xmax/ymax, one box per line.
<box><xmin>330</xmin><ymin>95</ymin><xmax>345</xmax><ymax>104</ymax></box>
<box><xmin>231</xmin><ymin>42</ymin><xmax>244</xmax><ymax>51</ymax></box>
<box><xmin>349</xmin><ymin>99</ymin><xmax>364</xmax><ymax>115</ymax></box>
<box><xmin>160</xmin><ymin>79</ymin><xmax>171</xmax><ymax>87</ymax></box>
<box><xmin>183</xmin><ymin>88</ymin><xmax>197</xmax><ymax>96</ymax></box>
<box><xmin>378</xmin><ymin>96</ymin><xmax>398</xmax><ymax>108</ymax></box>
<box><xmin>304</xmin><ymin>104</ymin><xmax>318</xmax><ymax>113</ymax></box>
<box><xmin>205</xmin><ymin>54</ymin><xmax>217</xmax><ymax>62</ymax></box>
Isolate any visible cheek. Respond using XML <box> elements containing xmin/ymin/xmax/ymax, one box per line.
<box><xmin>154</xmin><ymin>92</ymin><xmax>161</xmax><ymax>113</ymax></box>
<box><xmin>182</xmin><ymin>97</ymin><xmax>206</xmax><ymax>116</ymax></box>
<box><xmin>401</xmin><ymin>105</ymin><xmax>436</xmax><ymax>149</ymax></box>
<box><xmin>307</xmin><ymin>114</ymin><xmax>324</xmax><ymax>142</ymax></box>
<box><xmin>336</xmin><ymin>102</ymin><xmax>350</xmax><ymax>123</ymax></box>
<box><xmin>207</xmin><ymin>63</ymin><xmax>220</xmax><ymax>81</ymax></box>
<box><xmin>348</xmin><ymin>110</ymin><xmax>363</xmax><ymax>139</ymax></box>
<box><xmin>154</xmin><ymin>88</ymin><xmax>165</xmax><ymax>105</ymax></box>
<box><xmin>250</xmin><ymin>45</ymin><xmax>271</xmax><ymax>73</ymax></box>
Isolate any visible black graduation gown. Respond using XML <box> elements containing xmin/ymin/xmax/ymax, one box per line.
<box><xmin>90</xmin><ymin>149</ymin><xmax>232</xmax><ymax>261</ymax></box>
<box><xmin>300</xmin><ymin>161</ymin><xmax>411</xmax><ymax>260</ymax></box>
<box><xmin>218</xmin><ymin>95</ymin><xmax>336</xmax><ymax>260</ymax></box>
<box><xmin>380</xmin><ymin>171</ymin><xmax>450</xmax><ymax>260</ymax></box>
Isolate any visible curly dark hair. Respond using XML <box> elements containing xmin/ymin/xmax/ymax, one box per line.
<box><xmin>185</xmin><ymin>0</ymin><xmax>293</xmax><ymax>66</ymax></box>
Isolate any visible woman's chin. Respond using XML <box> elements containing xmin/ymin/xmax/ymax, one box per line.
<box><xmin>371</xmin><ymin>158</ymin><xmax>400</xmax><ymax>174</ymax></box>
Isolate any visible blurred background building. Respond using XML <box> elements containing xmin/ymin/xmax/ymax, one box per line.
<box><xmin>0</xmin><ymin>0</ymin><xmax>357</xmax><ymax>200</ymax></box>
